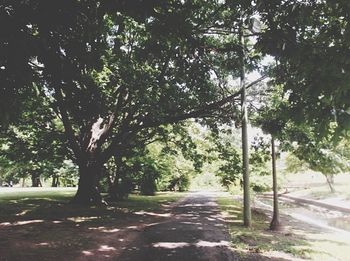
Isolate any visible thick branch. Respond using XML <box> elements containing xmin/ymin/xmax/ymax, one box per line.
<box><xmin>54</xmin><ymin>87</ymin><xmax>82</xmax><ymax>161</ymax></box>
<box><xmin>101</xmin><ymin>75</ymin><xmax>267</xmax><ymax>162</ymax></box>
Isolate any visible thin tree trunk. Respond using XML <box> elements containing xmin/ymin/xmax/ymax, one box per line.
<box><xmin>52</xmin><ymin>174</ymin><xmax>59</xmax><ymax>187</ymax></box>
<box><xmin>326</xmin><ymin>174</ymin><xmax>336</xmax><ymax>193</ymax></box>
<box><xmin>108</xmin><ymin>155</ymin><xmax>130</xmax><ymax>201</ymax></box>
<box><xmin>270</xmin><ymin>137</ymin><xmax>282</xmax><ymax>231</ymax></box>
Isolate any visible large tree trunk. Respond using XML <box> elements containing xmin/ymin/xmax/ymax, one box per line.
<box><xmin>71</xmin><ymin>161</ymin><xmax>105</xmax><ymax>205</ymax></box>
<box><xmin>71</xmin><ymin>117</ymin><xmax>114</xmax><ymax>205</ymax></box>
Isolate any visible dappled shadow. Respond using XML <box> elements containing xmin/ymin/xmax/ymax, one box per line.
<box><xmin>1</xmin><ymin>191</ymin><xmax>342</xmax><ymax>260</ymax></box>
<box><xmin>0</xmin><ymin>192</ymin><xmax>182</xmax><ymax>260</ymax></box>
<box><xmin>116</xmin><ymin>192</ymin><xmax>292</xmax><ymax>261</ymax></box>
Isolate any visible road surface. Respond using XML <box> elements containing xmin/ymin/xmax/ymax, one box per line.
<box><xmin>118</xmin><ymin>192</ymin><xmax>240</xmax><ymax>261</ymax></box>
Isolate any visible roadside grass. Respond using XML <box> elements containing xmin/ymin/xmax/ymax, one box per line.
<box><xmin>217</xmin><ymin>196</ymin><xmax>313</xmax><ymax>260</ymax></box>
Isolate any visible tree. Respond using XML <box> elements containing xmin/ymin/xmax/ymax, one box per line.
<box><xmin>2</xmin><ymin>1</ymin><xmax>252</xmax><ymax>204</ymax></box>
<box><xmin>286</xmin><ymin>129</ymin><xmax>350</xmax><ymax>193</ymax></box>
<box><xmin>256</xmin><ymin>0</ymin><xmax>350</xmax><ymax>137</ymax></box>
<box><xmin>0</xmin><ymin>93</ymin><xmax>67</xmax><ymax>187</ymax></box>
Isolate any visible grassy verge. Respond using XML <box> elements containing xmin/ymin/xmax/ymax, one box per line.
<box><xmin>217</xmin><ymin>196</ymin><xmax>312</xmax><ymax>260</ymax></box>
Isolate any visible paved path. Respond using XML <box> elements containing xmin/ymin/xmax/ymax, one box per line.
<box><xmin>118</xmin><ymin>192</ymin><xmax>240</xmax><ymax>261</ymax></box>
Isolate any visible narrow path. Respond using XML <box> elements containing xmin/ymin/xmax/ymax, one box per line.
<box><xmin>118</xmin><ymin>191</ymin><xmax>240</xmax><ymax>261</ymax></box>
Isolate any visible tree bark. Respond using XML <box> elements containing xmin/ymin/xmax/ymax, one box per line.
<box><xmin>270</xmin><ymin>137</ymin><xmax>282</xmax><ymax>231</ymax></box>
<box><xmin>71</xmin><ymin>117</ymin><xmax>116</xmax><ymax>205</ymax></box>
<box><xmin>71</xmin><ymin>161</ymin><xmax>105</xmax><ymax>205</ymax></box>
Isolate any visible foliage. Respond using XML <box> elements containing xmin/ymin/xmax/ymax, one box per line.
<box><xmin>257</xmin><ymin>0</ymin><xmax>350</xmax><ymax>138</ymax></box>
<box><xmin>54</xmin><ymin>160</ymin><xmax>79</xmax><ymax>187</ymax></box>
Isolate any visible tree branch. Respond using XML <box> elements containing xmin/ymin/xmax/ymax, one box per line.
<box><xmin>53</xmin><ymin>86</ymin><xmax>82</xmax><ymax>162</ymax></box>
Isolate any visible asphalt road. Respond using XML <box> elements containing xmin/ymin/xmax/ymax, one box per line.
<box><xmin>118</xmin><ymin>192</ymin><xmax>240</xmax><ymax>261</ymax></box>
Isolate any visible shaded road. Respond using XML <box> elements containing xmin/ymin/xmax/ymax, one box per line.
<box><xmin>118</xmin><ymin>192</ymin><xmax>239</xmax><ymax>261</ymax></box>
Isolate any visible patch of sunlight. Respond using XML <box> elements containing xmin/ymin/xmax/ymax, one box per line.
<box><xmin>98</xmin><ymin>245</ymin><xmax>117</xmax><ymax>252</ymax></box>
<box><xmin>126</xmin><ymin>225</ymin><xmax>138</xmax><ymax>229</ymax></box>
<box><xmin>196</xmin><ymin>240</ymin><xmax>230</xmax><ymax>247</ymax></box>
<box><xmin>145</xmin><ymin>222</ymin><xmax>161</xmax><ymax>227</ymax></box>
<box><xmin>181</xmin><ymin>202</ymin><xmax>217</xmax><ymax>207</ymax></box>
<box><xmin>88</xmin><ymin>226</ymin><xmax>120</xmax><ymax>233</ymax></box>
<box><xmin>16</xmin><ymin>220</ymin><xmax>44</xmax><ymax>225</ymax></box>
<box><xmin>153</xmin><ymin>242</ymin><xmax>190</xmax><ymax>249</ymax></box>
<box><xmin>37</xmin><ymin>242</ymin><xmax>50</xmax><ymax>246</ymax></box>
<box><xmin>67</xmin><ymin>216</ymin><xmax>98</xmax><ymax>223</ymax></box>
<box><xmin>16</xmin><ymin>209</ymin><xmax>30</xmax><ymax>216</ymax></box>
<box><xmin>88</xmin><ymin>226</ymin><xmax>106</xmax><ymax>231</ymax></box>
<box><xmin>134</xmin><ymin>210</ymin><xmax>171</xmax><ymax>217</ymax></box>
<box><xmin>103</xmin><ymin>228</ymin><xmax>120</xmax><ymax>233</ymax></box>
<box><xmin>153</xmin><ymin>240</ymin><xmax>231</xmax><ymax>249</ymax></box>
<box><xmin>82</xmin><ymin>250</ymin><xmax>94</xmax><ymax>256</ymax></box>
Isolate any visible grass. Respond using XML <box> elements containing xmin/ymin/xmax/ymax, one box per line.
<box><xmin>218</xmin><ymin>195</ymin><xmax>350</xmax><ymax>261</ymax></box>
<box><xmin>283</xmin><ymin>172</ymin><xmax>350</xmax><ymax>200</ymax></box>
<box><xmin>217</xmin><ymin>196</ymin><xmax>313</xmax><ymax>260</ymax></box>
<box><xmin>0</xmin><ymin>188</ymin><xmax>185</xmax><ymax>260</ymax></box>
<box><xmin>0</xmin><ymin>188</ymin><xmax>184</xmax><ymax>223</ymax></box>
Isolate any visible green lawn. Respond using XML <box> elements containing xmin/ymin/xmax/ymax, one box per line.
<box><xmin>0</xmin><ymin>188</ymin><xmax>184</xmax><ymax>223</ymax></box>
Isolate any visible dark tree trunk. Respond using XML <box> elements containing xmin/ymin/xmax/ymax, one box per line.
<box><xmin>270</xmin><ymin>137</ymin><xmax>282</xmax><ymax>231</ymax></box>
<box><xmin>31</xmin><ymin>172</ymin><xmax>42</xmax><ymax>187</ymax></box>
<box><xmin>71</xmin><ymin>161</ymin><xmax>105</xmax><ymax>205</ymax></box>
<box><xmin>51</xmin><ymin>174</ymin><xmax>59</xmax><ymax>187</ymax></box>
<box><xmin>107</xmin><ymin>155</ymin><xmax>131</xmax><ymax>201</ymax></box>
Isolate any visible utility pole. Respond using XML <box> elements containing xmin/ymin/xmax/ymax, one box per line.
<box><xmin>239</xmin><ymin>18</ymin><xmax>251</xmax><ymax>228</ymax></box>
<box><xmin>270</xmin><ymin>136</ymin><xmax>282</xmax><ymax>230</ymax></box>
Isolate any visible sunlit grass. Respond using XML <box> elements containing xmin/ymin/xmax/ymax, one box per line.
<box><xmin>218</xmin><ymin>196</ymin><xmax>350</xmax><ymax>260</ymax></box>
<box><xmin>283</xmin><ymin>172</ymin><xmax>350</xmax><ymax>200</ymax></box>
<box><xmin>217</xmin><ymin>196</ymin><xmax>312</xmax><ymax>259</ymax></box>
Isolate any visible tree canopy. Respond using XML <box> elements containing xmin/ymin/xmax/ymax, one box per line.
<box><xmin>1</xmin><ymin>0</ymin><xmax>349</xmax><ymax>205</ymax></box>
